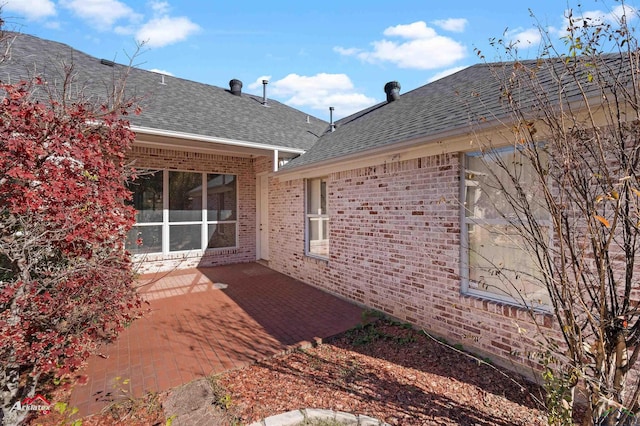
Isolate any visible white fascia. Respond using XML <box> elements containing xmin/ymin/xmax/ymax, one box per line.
<box><xmin>130</xmin><ymin>125</ymin><xmax>306</xmax><ymax>155</ymax></box>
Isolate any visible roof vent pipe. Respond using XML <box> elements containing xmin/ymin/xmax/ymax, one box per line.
<box><xmin>229</xmin><ymin>79</ymin><xmax>242</xmax><ymax>96</ymax></box>
<box><xmin>262</xmin><ymin>79</ymin><xmax>268</xmax><ymax>105</ymax></box>
<box><xmin>384</xmin><ymin>81</ymin><xmax>401</xmax><ymax>102</ymax></box>
<box><xmin>329</xmin><ymin>107</ymin><xmax>335</xmax><ymax>132</ymax></box>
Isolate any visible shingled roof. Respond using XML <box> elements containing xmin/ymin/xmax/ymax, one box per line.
<box><xmin>283</xmin><ymin>53</ymin><xmax>621</xmax><ymax>170</ymax></box>
<box><xmin>277</xmin><ymin>63</ymin><xmax>513</xmax><ymax>169</ymax></box>
<box><xmin>0</xmin><ymin>32</ymin><xmax>327</xmax><ymax>152</ymax></box>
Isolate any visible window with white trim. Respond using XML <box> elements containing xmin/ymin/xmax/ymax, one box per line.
<box><xmin>126</xmin><ymin>170</ymin><xmax>237</xmax><ymax>254</ymax></box>
<box><xmin>305</xmin><ymin>177</ymin><xmax>329</xmax><ymax>259</ymax></box>
<box><xmin>461</xmin><ymin>148</ymin><xmax>550</xmax><ymax>307</ymax></box>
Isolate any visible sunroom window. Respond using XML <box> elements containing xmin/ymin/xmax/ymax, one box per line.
<box><xmin>126</xmin><ymin>170</ymin><xmax>237</xmax><ymax>254</ymax></box>
<box><xmin>462</xmin><ymin>149</ymin><xmax>550</xmax><ymax>307</ymax></box>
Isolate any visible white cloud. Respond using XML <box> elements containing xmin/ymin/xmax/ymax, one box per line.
<box><xmin>508</xmin><ymin>28</ymin><xmax>542</xmax><ymax>48</ymax></box>
<box><xmin>610</xmin><ymin>4</ymin><xmax>638</xmax><ymax>22</ymax></box>
<box><xmin>60</xmin><ymin>0</ymin><xmax>141</xmax><ymax>29</ymax></box>
<box><xmin>428</xmin><ymin>66</ymin><xmax>468</xmax><ymax>83</ymax></box>
<box><xmin>5</xmin><ymin>1</ymin><xmax>200</xmax><ymax>50</ymax></box>
<box><xmin>149</xmin><ymin>0</ymin><xmax>171</xmax><ymax>15</ymax></box>
<box><xmin>56</xmin><ymin>0</ymin><xmax>198</xmax><ymax>47</ymax></box>
<box><xmin>583</xmin><ymin>4</ymin><xmax>636</xmax><ymax>25</ymax></box>
<box><xmin>248</xmin><ymin>75</ymin><xmax>272</xmax><ymax>90</ymax></box>
<box><xmin>289</xmin><ymin>92</ymin><xmax>376</xmax><ymax>118</ymax></box>
<box><xmin>4</xmin><ymin>0</ymin><xmax>56</xmax><ymax>21</ymax></box>
<box><xmin>559</xmin><ymin>4</ymin><xmax>638</xmax><ymax>35</ymax></box>
<box><xmin>250</xmin><ymin>73</ymin><xmax>377</xmax><ymax>118</ymax></box>
<box><xmin>148</xmin><ymin>68</ymin><xmax>174</xmax><ymax>76</ymax></box>
<box><xmin>333</xmin><ymin>46</ymin><xmax>362</xmax><ymax>56</ymax></box>
<box><xmin>136</xmin><ymin>16</ymin><xmax>200</xmax><ymax>47</ymax></box>
<box><xmin>336</xmin><ymin>21</ymin><xmax>466</xmax><ymax>70</ymax></box>
<box><xmin>383</xmin><ymin>21</ymin><xmax>436</xmax><ymax>39</ymax></box>
<box><xmin>433</xmin><ymin>18</ymin><xmax>468</xmax><ymax>33</ymax></box>
<box><xmin>134</xmin><ymin>1</ymin><xmax>200</xmax><ymax>47</ymax></box>
<box><xmin>270</xmin><ymin>73</ymin><xmax>355</xmax><ymax>95</ymax></box>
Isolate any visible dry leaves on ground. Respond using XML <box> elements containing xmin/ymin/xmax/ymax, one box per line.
<box><xmin>218</xmin><ymin>319</ymin><xmax>549</xmax><ymax>425</ymax></box>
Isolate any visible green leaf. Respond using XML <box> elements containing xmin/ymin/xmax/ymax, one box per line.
<box><xmin>54</xmin><ymin>401</ymin><xmax>67</xmax><ymax>414</ymax></box>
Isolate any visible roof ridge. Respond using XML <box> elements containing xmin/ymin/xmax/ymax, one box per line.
<box><xmin>2</xmin><ymin>32</ymin><xmax>327</xmax><ymax>150</ymax></box>
<box><xmin>7</xmin><ymin>32</ymin><xmax>327</xmax><ymax>124</ymax></box>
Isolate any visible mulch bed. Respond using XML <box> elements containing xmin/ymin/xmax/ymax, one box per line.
<box><xmin>218</xmin><ymin>318</ymin><xmax>548</xmax><ymax>425</ymax></box>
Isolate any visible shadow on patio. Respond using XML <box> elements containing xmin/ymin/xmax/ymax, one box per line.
<box><xmin>69</xmin><ymin>262</ymin><xmax>364</xmax><ymax>416</ymax></box>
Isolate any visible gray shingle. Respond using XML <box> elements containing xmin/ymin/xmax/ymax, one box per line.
<box><xmin>0</xmin><ymin>32</ymin><xmax>328</xmax><ymax>151</ymax></box>
<box><xmin>283</xmin><ymin>54</ymin><xmax>620</xmax><ymax>169</ymax></box>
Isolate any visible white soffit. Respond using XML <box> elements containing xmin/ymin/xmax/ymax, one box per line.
<box><xmin>131</xmin><ymin>125</ymin><xmax>305</xmax><ymax>158</ymax></box>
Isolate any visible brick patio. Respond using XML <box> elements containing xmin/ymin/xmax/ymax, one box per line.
<box><xmin>69</xmin><ymin>262</ymin><xmax>364</xmax><ymax>415</ymax></box>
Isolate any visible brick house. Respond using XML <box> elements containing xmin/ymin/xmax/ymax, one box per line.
<box><xmin>264</xmin><ymin>54</ymin><xmax>635</xmax><ymax>373</ymax></box>
<box><xmin>3</xmin><ymin>33</ymin><xmax>327</xmax><ymax>273</ymax></box>
<box><xmin>264</xmin><ymin>69</ymin><xmax>558</xmax><ymax>371</ymax></box>
<box><xmin>5</xmin><ymin>32</ymin><xmax>607</xmax><ymax>371</ymax></box>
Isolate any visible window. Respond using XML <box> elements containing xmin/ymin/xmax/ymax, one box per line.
<box><xmin>462</xmin><ymin>149</ymin><xmax>550</xmax><ymax>307</ymax></box>
<box><xmin>126</xmin><ymin>170</ymin><xmax>237</xmax><ymax>254</ymax></box>
<box><xmin>305</xmin><ymin>177</ymin><xmax>329</xmax><ymax>259</ymax></box>
<box><xmin>128</xmin><ymin>170</ymin><xmax>163</xmax><ymax>254</ymax></box>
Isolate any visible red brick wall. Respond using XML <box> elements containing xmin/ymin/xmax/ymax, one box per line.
<box><xmin>127</xmin><ymin>146</ymin><xmax>264</xmax><ymax>272</ymax></box>
<box><xmin>269</xmin><ymin>153</ymin><xmax>551</xmax><ymax>371</ymax></box>
<box><xmin>254</xmin><ymin>156</ymin><xmax>273</xmax><ymax>175</ymax></box>
<box><xmin>268</xmin><ymin>177</ymin><xmax>330</xmax><ymax>280</ymax></box>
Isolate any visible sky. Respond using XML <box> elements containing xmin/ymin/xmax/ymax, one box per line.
<box><xmin>3</xmin><ymin>0</ymin><xmax>639</xmax><ymax>120</ymax></box>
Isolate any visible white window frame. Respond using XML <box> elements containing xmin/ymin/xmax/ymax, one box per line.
<box><xmin>460</xmin><ymin>148</ymin><xmax>551</xmax><ymax>308</ymax></box>
<box><xmin>305</xmin><ymin>177</ymin><xmax>329</xmax><ymax>260</ymax></box>
<box><xmin>129</xmin><ymin>169</ymin><xmax>239</xmax><ymax>256</ymax></box>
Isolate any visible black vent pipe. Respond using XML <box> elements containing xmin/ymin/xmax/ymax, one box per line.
<box><xmin>384</xmin><ymin>81</ymin><xmax>401</xmax><ymax>102</ymax></box>
<box><xmin>229</xmin><ymin>79</ymin><xmax>242</xmax><ymax>96</ymax></box>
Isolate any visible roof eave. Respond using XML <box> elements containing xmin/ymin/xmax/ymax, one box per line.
<box><xmin>131</xmin><ymin>125</ymin><xmax>307</xmax><ymax>156</ymax></box>
<box><xmin>276</xmin><ymin>91</ymin><xmax>608</xmax><ymax>179</ymax></box>
<box><xmin>275</xmin><ymin>124</ymin><xmax>480</xmax><ymax>179</ymax></box>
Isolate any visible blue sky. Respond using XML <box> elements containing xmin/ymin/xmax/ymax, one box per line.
<box><xmin>4</xmin><ymin>0</ymin><xmax>638</xmax><ymax>120</ymax></box>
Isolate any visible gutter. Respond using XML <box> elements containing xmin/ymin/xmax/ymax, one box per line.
<box><xmin>130</xmin><ymin>125</ymin><xmax>307</xmax><ymax>155</ymax></box>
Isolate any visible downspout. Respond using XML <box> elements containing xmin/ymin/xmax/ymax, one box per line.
<box><xmin>273</xmin><ymin>149</ymin><xmax>279</xmax><ymax>172</ymax></box>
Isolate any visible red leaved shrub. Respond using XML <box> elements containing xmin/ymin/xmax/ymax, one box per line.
<box><xmin>0</xmin><ymin>80</ymin><xmax>143</xmax><ymax>425</ymax></box>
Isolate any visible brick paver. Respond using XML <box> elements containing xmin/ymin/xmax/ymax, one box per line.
<box><xmin>68</xmin><ymin>263</ymin><xmax>364</xmax><ymax>415</ymax></box>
